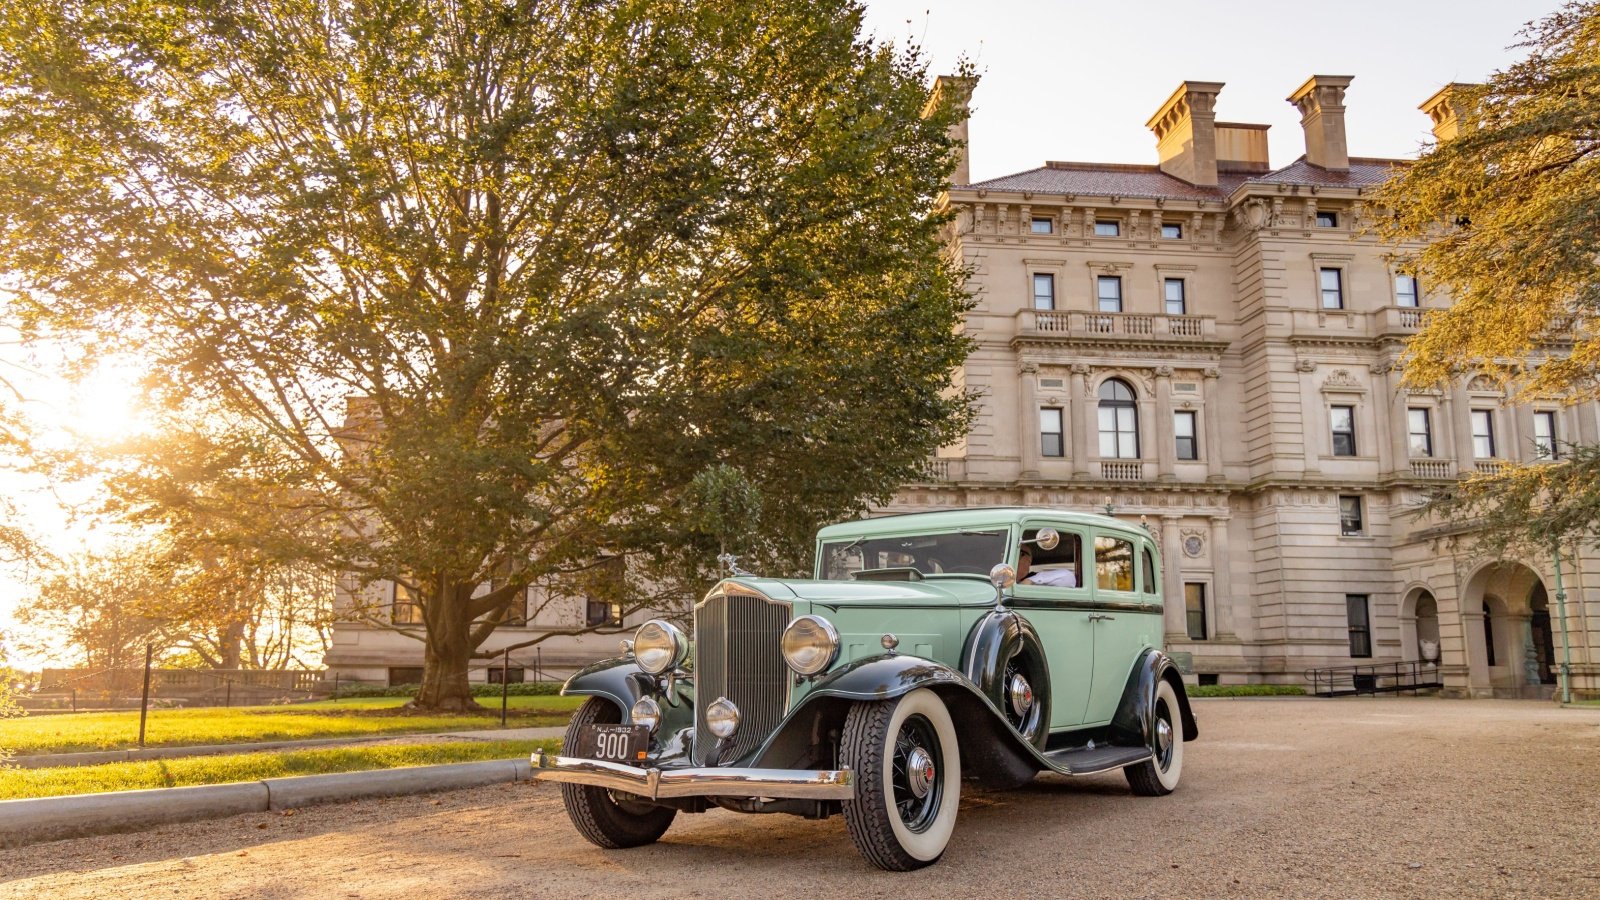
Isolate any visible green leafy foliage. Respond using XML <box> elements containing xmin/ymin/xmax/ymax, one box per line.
<box><xmin>0</xmin><ymin>1</ymin><xmax>975</xmax><ymax>709</ymax></box>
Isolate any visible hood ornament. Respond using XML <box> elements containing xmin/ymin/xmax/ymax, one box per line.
<box><xmin>717</xmin><ymin>553</ymin><xmax>753</xmax><ymax>577</ymax></box>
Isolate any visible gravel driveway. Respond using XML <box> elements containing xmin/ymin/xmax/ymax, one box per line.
<box><xmin>3</xmin><ymin>697</ymin><xmax>1598</xmax><ymax>899</ymax></box>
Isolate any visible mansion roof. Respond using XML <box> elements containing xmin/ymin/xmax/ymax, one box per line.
<box><xmin>966</xmin><ymin>156</ymin><xmax>1401</xmax><ymax>202</ymax></box>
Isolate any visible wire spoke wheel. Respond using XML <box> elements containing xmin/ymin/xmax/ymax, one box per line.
<box><xmin>841</xmin><ymin>688</ymin><xmax>961</xmax><ymax>871</ymax></box>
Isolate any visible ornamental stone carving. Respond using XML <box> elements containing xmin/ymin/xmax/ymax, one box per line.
<box><xmin>1180</xmin><ymin>528</ymin><xmax>1206</xmax><ymax>557</ymax></box>
<box><xmin>1322</xmin><ymin>369</ymin><xmax>1362</xmax><ymax>390</ymax></box>
<box><xmin>1069</xmin><ymin>363</ymin><xmax>1092</xmax><ymax>376</ymax></box>
<box><xmin>1296</xmin><ymin>359</ymin><xmax>1317</xmax><ymax>373</ymax></box>
<box><xmin>1155</xmin><ymin>365</ymin><xmax>1174</xmax><ymax>378</ymax></box>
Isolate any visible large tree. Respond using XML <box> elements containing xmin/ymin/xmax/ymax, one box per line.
<box><xmin>0</xmin><ymin>1</ymin><xmax>974</xmax><ymax>709</ymax></box>
<box><xmin>1371</xmin><ymin>1</ymin><xmax>1600</xmax><ymax>550</ymax></box>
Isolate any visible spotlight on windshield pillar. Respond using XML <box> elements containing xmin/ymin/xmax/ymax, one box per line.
<box><xmin>881</xmin><ymin>633</ymin><xmax>899</xmax><ymax>652</ymax></box>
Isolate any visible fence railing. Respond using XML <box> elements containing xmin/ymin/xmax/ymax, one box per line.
<box><xmin>1303</xmin><ymin>660</ymin><xmax>1443</xmax><ymax>698</ymax></box>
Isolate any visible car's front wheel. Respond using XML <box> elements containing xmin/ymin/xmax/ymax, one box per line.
<box><xmin>1124</xmin><ymin>678</ymin><xmax>1184</xmax><ymax>796</ymax></box>
<box><xmin>840</xmin><ymin>688</ymin><xmax>961</xmax><ymax>871</ymax></box>
<box><xmin>558</xmin><ymin>697</ymin><xmax>677</xmax><ymax>848</ymax></box>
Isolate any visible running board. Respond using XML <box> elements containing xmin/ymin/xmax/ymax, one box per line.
<box><xmin>1041</xmin><ymin>744</ymin><xmax>1151</xmax><ymax>776</ymax></box>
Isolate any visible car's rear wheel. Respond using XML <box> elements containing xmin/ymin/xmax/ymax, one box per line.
<box><xmin>559</xmin><ymin>697</ymin><xmax>676</xmax><ymax>848</ymax></box>
<box><xmin>840</xmin><ymin>688</ymin><xmax>961</xmax><ymax>871</ymax></box>
<box><xmin>1124</xmin><ymin>678</ymin><xmax>1184</xmax><ymax>796</ymax></box>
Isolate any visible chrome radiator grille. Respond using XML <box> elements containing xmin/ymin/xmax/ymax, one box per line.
<box><xmin>693</xmin><ymin>588</ymin><xmax>791</xmax><ymax>764</ymax></box>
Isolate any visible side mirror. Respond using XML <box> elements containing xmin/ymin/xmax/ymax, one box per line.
<box><xmin>989</xmin><ymin>563</ymin><xmax>1016</xmax><ymax>589</ymax></box>
<box><xmin>1034</xmin><ymin>528</ymin><xmax>1060</xmax><ymax>551</ymax></box>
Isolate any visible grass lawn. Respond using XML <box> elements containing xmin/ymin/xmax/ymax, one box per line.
<box><xmin>0</xmin><ymin>695</ymin><xmax>585</xmax><ymax>756</ymax></box>
<box><xmin>0</xmin><ymin>738</ymin><xmax>562</xmax><ymax>800</ymax></box>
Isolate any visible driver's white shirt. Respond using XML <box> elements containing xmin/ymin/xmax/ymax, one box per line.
<box><xmin>1023</xmin><ymin>568</ymin><xmax>1077</xmax><ymax>587</ymax></box>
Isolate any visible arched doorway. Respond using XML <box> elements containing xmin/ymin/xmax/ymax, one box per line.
<box><xmin>1399</xmin><ymin>588</ymin><xmax>1441</xmax><ymax>664</ymax></box>
<box><xmin>1459</xmin><ymin>561</ymin><xmax>1548</xmax><ymax>697</ymax></box>
<box><xmin>1529</xmin><ymin>583</ymin><xmax>1558</xmax><ymax>686</ymax></box>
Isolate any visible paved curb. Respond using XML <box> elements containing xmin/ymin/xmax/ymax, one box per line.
<box><xmin>13</xmin><ymin>727</ymin><xmax>568</xmax><ymax>769</ymax></box>
<box><xmin>0</xmin><ymin>758</ymin><xmax>537</xmax><ymax>849</ymax></box>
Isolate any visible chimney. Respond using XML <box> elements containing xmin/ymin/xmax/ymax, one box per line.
<box><xmin>1146</xmin><ymin>81</ymin><xmax>1225</xmax><ymax>187</ymax></box>
<box><xmin>926</xmin><ymin>75</ymin><xmax>979</xmax><ymax>185</ymax></box>
<box><xmin>1215</xmin><ymin>123</ymin><xmax>1271</xmax><ymax>173</ymax></box>
<box><xmin>1287</xmin><ymin>75</ymin><xmax>1354</xmax><ymax>171</ymax></box>
<box><xmin>1420</xmin><ymin>83</ymin><xmax>1477</xmax><ymax>143</ymax></box>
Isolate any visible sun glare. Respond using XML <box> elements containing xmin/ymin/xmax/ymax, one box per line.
<box><xmin>62</xmin><ymin>363</ymin><xmax>150</xmax><ymax>444</ymax></box>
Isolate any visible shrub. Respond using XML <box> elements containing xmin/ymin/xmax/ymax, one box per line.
<box><xmin>1187</xmin><ymin>683</ymin><xmax>1308</xmax><ymax>698</ymax></box>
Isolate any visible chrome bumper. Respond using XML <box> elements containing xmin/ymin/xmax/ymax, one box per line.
<box><xmin>529</xmin><ymin>750</ymin><xmax>854</xmax><ymax>800</ymax></box>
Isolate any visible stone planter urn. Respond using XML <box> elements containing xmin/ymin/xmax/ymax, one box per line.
<box><xmin>1419</xmin><ymin>639</ymin><xmax>1440</xmax><ymax>665</ymax></box>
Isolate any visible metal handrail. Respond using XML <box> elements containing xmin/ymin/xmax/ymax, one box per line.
<box><xmin>1303</xmin><ymin>659</ymin><xmax>1443</xmax><ymax>697</ymax></box>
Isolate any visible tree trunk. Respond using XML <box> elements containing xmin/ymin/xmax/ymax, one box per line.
<box><xmin>410</xmin><ymin>592</ymin><xmax>482</xmax><ymax>712</ymax></box>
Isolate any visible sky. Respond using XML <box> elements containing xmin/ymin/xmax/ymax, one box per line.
<box><xmin>0</xmin><ymin>0</ymin><xmax>1569</xmax><ymax>668</ymax></box>
<box><xmin>856</xmin><ymin>0</ymin><xmax>1563</xmax><ymax>180</ymax></box>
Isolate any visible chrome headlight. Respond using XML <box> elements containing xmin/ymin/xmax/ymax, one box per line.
<box><xmin>704</xmin><ymin>696</ymin><xmax>741</xmax><ymax>738</ymax></box>
<box><xmin>632</xmin><ymin>619</ymin><xmax>688</xmax><ymax>675</ymax></box>
<box><xmin>630</xmin><ymin>697</ymin><xmax>662</xmax><ymax>733</ymax></box>
<box><xmin>781</xmin><ymin>614</ymin><xmax>840</xmax><ymax>676</ymax></box>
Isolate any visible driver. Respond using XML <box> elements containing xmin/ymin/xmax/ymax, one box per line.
<box><xmin>1018</xmin><ymin>546</ymin><xmax>1077</xmax><ymax>587</ymax></box>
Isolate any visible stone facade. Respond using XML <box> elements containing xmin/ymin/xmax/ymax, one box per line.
<box><xmin>887</xmin><ymin>75</ymin><xmax>1600</xmax><ymax>699</ymax></box>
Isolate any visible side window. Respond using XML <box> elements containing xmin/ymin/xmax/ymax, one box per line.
<box><xmin>1019</xmin><ymin>527</ymin><xmax>1083</xmax><ymax>589</ymax></box>
<box><xmin>1142</xmin><ymin>546</ymin><xmax>1158</xmax><ymax>595</ymax></box>
<box><xmin>1094</xmin><ymin>535</ymin><xmax>1135</xmax><ymax>592</ymax></box>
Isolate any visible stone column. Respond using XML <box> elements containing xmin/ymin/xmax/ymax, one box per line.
<box><xmin>1203</xmin><ymin>367</ymin><xmax>1224</xmax><ymax>481</ymax></box>
<box><xmin>1383</xmin><ymin>363</ymin><xmax>1408</xmax><ymax>476</ymax></box>
<box><xmin>1155</xmin><ymin>366</ymin><xmax>1175</xmax><ymax>481</ymax></box>
<box><xmin>1450</xmin><ymin>379</ymin><xmax>1475</xmax><ymax>466</ymax></box>
<box><xmin>1439</xmin><ymin>388</ymin><xmax>1460</xmax><ymax>466</ymax></box>
<box><xmin>1514</xmin><ymin>402</ymin><xmax>1536</xmax><ymax>463</ymax></box>
<box><xmin>1161</xmin><ymin>515</ymin><xmax>1186</xmax><ymax>643</ymax></box>
<box><xmin>1019</xmin><ymin>363</ymin><xmax>1040</xmax><ymax>479</ymax></box>
<box><xmin>1578</xmin><ymin>400</ymin><xmax>1599</xmax><ymax>445</ymax></box>
<box><xmin>1070</xmin><ymin>364</ymin><xmax>1092</xmax><ymax>478</ymax></box>
<box><xmin>1210</xmin><ymin>515</ymin><xmax>1236</xmax><ymax>638</ymax></box>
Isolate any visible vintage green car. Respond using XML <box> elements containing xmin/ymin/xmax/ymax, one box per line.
<box><xmin>531</xmin><ymin>508</ymin><xmax>1197</xmax><ymax>870</ymax></box>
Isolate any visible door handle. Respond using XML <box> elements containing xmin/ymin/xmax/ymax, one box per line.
<box><xmin>1089</xmin><ymin>614</ymin><xmax>1116</xmax><ymax>622</ymax></box>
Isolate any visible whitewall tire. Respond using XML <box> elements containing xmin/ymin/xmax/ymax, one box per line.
<box><xmin>1125</xmin><ymin>678</ymin><xmax>1183</xmax><ymax>796</ymax></box>
<box><xmin>840</xmin><ymin>688</ymin><xmax>962</xmax><ymax>871</ymax></box>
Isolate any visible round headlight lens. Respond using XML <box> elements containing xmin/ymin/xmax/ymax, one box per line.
<box><xmin>630</xmin><ymin>697</ymin><xmax>661</xmax><ymax>733</ymax></box>
<box><xmin>632</xmin><ymin>619</ymin><xmax>688</xmax><ymax>675</ymax></box>
<box><xmin>781</xmin><ymin>614</ymin><xmax>840</xmax><ymax>676</ymax></box>
<box><xmin>704</xmin><ymin>696</ymin><xmax>741</xmax><ymax>739</ymax></box>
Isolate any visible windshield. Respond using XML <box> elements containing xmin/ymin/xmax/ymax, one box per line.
<box><xmin>820</xmin><ymin>530</ymin><xmax>1009</xmax><ymax>580</ymax></box>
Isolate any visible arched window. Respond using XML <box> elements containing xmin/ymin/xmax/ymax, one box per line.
<box><xmin>1098</xmin><ymin>378</ymin><xmax>1139</xmax><ymax>459</ymax></box>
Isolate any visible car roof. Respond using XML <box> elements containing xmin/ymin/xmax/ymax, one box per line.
<box><xmin>816</xmin><ymin>507</ymin><xmax>1147</xmax><ymax>541</ymax></box>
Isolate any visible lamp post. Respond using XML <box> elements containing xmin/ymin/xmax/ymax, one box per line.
<box><xmin>1551</xmin><ymin>543</ymin><xmax>1574</xmax><ymax>705</ymax></box>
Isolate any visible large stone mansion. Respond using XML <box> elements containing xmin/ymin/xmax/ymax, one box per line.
<box><xmin>884</xmin><ymin>74</ymin><xmax>1599</xmax><ymax>699</ymax></box>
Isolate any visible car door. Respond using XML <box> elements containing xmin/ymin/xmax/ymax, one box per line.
<box><xmin>1084</xmin><ymin>528</ymin><xmax>1154</xmax><ymax>725</ymax></box>
<box><xmin>1009</xmin><ymin>520</ymin><xmax>1095</xmax><ymax>730</ymax></box>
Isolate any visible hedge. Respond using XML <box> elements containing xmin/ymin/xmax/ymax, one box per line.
<box><xmin>333</xmin><ymin>681</ymin><xmax>565</xmax><ymax>699</ymax></box>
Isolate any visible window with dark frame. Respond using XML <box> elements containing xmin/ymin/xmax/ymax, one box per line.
<box><xmin>1395</xmin><ymin>274</ymin><xmax>1419</xmax><ymax>307</ymax></box>
<box><xmin>1346</xmin><ymin>594</ymin><xmax>1372</xmax><ymax>658</ymax></box>
<box><xmin>1534</xmin><ymin>410</ymin><xmax>1558</xmax><ymax>460</ymax></box>
<box><xmin>1094</xmin><ymin>535</ymin><xmax>1135</xmax><ymax>592</ymax></box>
<box><xmin>1163</xmin><ymin>278</ymin><xmax>1186</xmax><ymax>315</ymax></box>
<box><xmin>391</xmin><ymin>581</ymin><xmax>423</xmax><ymax>626</ymax></box>
<box><xmin>1407</xmin><ymin>407</ymin><xmax>1433</xmax><ymax>457</ymax></box>
<box><xmin>1039</xmin><ymin>407</ymin><xmax>1065</xmax><ymax>458</ymax></box>
<box><xmin>1330</xmin><ymin>405</ymin><xmax>1356</xmax><ymax>457</ymax></box>
<box><xmin>1174</xmin><ymin>410</ymin><xmax>1198</xmax><ymax>460</ymax></box>
<box><xmin>1096</xmin><ymin>275</ymin><xmax>1123</xmax><ymax>313</ymax></box>
<box><xmin>1032</xmin><ymin>273</ymin><xmax>1055</xmax><ymax>310</ymax></box>
<box><xmin>387</xmin><ymin>666</ymin><xmax>424</xmax><ymax>686</ymax></box>
<box><xmin>1142</xmin><ymin>548</ymin><xmax>1158</xmax><ymax>595</ymax></box>
<box><xmin>1031</xmin><ymin>217</ymin><xmax>1054</xmax><ymax>234</ymax></box>
<box><xmin>1339</xmin><ymin>495</ymin><xmax>1364</xmax><ymax>536</ymax></box>
<box><xmin>1316</xmin><ymin>211</ymin><xmax>1339</xmax><ymax>228</ymax></box>
<box><xmin>1185</xmin><ymin>583</ymin><xmax>1208</xmax><ymax>640</ymax></box>
<box><xmin>1161</xmin><ymin>222</ymin><xmax>1182</xmax><ymax>239</ymax></box>
<box><xmin>1471</xmin><ymin>410</ymin><xmax>1496</xmax><ymax>458</ymax></box>
<box><xmin>487</xmin><ymin>666</ymin><xmax>526</xmax><ymax>684</ymax></box>
<box><xmin>1094</xmin><ymin>220</ymin><xmax>1120</xmax><ymax>237</ymax></box>
<box><xmin>1319</xmin><ymin>267</ymin><xmax>1344</xmax><ymax>309</ymax></box>
<box><xmin>1097</xmin><ymin>379</ymin><xmax>1139</xmax><ymax>459</ymax></box>
<box><xmin>585</xmin><ymin>600</ymin><xmax>622</xmax><ymax>627</ymax></box>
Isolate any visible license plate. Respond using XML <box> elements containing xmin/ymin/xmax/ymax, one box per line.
<box><xmin>573</xmin><ymin>724</ymin><xmax>650</xmax><ymax>763</ymax></box>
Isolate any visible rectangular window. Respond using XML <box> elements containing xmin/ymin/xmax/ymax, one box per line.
<box><xmin>1330</xmin><ymin>405</ymin><xmax>1356</xmax><ymax>457</ymax></box>
<box><xmin>1031</xmin><ymin>217</ymin><xmax>1053</xmax><ymax>234</ymax></box>
<box><xmin>1471</xmin><ymin>410</ymin><xmax>1496</xmax><ymax>459</ymax></box>
<box><xmin>1316</xmin><ymin>211</ymin><xmax>1339</xmax><ymax>228</ymax></box>
<box><xmin>1174</xmin><ymin>411</ymin><xmax>1198</xmax><ymax>460</ymax></box>
<box><xmin>1319</xmin><ymin>268</ymin><xmax>1344</xmax><ymax>310</ymax></box>
<box><xmin>1040</xmin><ymin>407</ymin><xmax>1064</xmax><ymax>458</ymax></box>
<box><xmin>1096</xmin><ymin>275</ymin><xmax>1123</xmax><ymax>313</ymax></box>
<box><xmin>1395</xmin><ymin>274</ymin><xmax>1419</xmax><ymax>307</ymax></box>
<box><xmin>1032</xmin><ymin>273</ymin><xmax>1055</xmax><ymax>310</ymax></box>
<box><xmin>1161</xmin><ymin>222</ymin><xmax>1182</xmax><ymax>239</ymax></box>
<box><xmin>1339</xmin><ymin>495</ymin><xmax>1364</xmax><ymax>536</ymax></box>
<box><xmin>487</xmin><ymin>666</ymin><xmax>526</xmax><ymax>685</ymax></box>
<box><xmin>387</xmin><ymin>666</ymin><xmax>424</xmax><ymax>687</ymax></box>
<box><xmin>1142</xmin><ymin>548</ymin><xmax>1158</xmax><ymax>595</ymax></box>
<box><xmin>1098</xmin><ymin>404</ymin><xmax>1139</xmax><ymax>459</ymax></box>
<box><xmin>1163</xmin><ymin>278</ymin><xmax>1186</xmax><ymax>315</ymax></box>
<box><xmin>585</xmin><ymin>600</ymin><xmax>622</xmax><ymax>627</ymax></box>
<box><xmin>1534</xmin><ymin>410</ymin><xmax>1558</xmax><ymax>460</ymax></box>
<box><xmin>1407</xmin><ymin>408</ymin><xmax>1433</xmax><ymax>458</ymax></box>
<box><xmin>1346</xmin><ymin>594</ymin><xmax>1372</xmax><ymax>658</ymax></box>
<box><xmin>391</xmin><ymin>581</ymin><xmax>423</xmax><ymax>626</ymax></box>
<box><xmin>1185</xmin><ymin>583</ymin><xmax>1208</xmax><ymax>640</ymax></box>
<box><xmin>1094</xmin><ymin>220</ymin><xmax>1121</xmax><ymax>237</ymax></box>
<box><xmin>1094</xmin><ymin>535</ymin><xmax>1135</xmax><ymax>592</ymax></box>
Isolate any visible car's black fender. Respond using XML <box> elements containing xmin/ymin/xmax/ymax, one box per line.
<box><xmin>960</xmin><ymin>608</ymin><xmax>1052</xmax><ymax>750</ymax></box>
<box><xmin>1109</xmin><ymin>648</ymin><xmax>1199</xmax><ymax>748</ymax></box>
<box><xmin>560</xmin><ymin>656</ymin><xmax>693</xmax><ymax>722</ymax></box>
